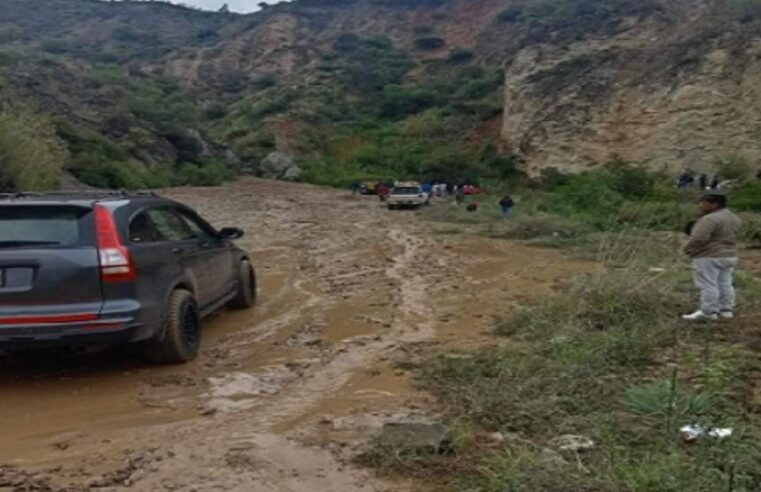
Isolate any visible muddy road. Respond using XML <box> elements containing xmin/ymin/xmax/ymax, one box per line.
<box><xmin>0</xmin><ymin>179</ymin><xmax>591</xmax><ymax>491</ymax></box>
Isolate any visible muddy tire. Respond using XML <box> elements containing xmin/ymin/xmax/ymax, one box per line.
<box><xmin>141</xmin><ymin>289</ymin><xmax>200</xmax><ymax>363</ymax></box>
<box><xmin>228</xmin><ymin>260</ymin><xmax>257</xmax><ymax>309</ymax></box>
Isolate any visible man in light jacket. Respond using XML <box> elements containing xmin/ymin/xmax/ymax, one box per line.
<box><xmin>683</xmin><ymin>194</ymin><xmax>742</xmax><ymax>321</ymax></box>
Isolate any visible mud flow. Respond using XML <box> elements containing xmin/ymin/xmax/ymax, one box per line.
<box><xmin>0</xmin><ymin>179</ymin><xmax>592</xmax><ymax>491</ymax></box>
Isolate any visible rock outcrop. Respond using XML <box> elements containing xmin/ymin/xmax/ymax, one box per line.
<box><xmin>502</xmin><ymin>1</ymin><xmax>761</xmax><ymax>172</ymax></box>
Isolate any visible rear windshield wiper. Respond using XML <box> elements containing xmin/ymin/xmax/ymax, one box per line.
<box><xmin>0</xmin><ymin>240</ymin><xmax>62</xmax><ymax>248</ymax></box>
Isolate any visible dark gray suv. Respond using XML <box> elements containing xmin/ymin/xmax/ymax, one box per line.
<box><xmin>0</xmin><ymin>191</ymin><xmax>256</xmax><ymax>363</ymax></box>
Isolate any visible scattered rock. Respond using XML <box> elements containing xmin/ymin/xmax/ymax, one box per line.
<box><xmin>549</xmin><ymin>434</ymin><xmax>595</xmax><ymax>452</ymax></box>
<box><xmin>282</xmin><ymin>166</ymin><xmax>303</xmax><ymax>181</ymax></box>
<box><xmin>260</xmin><ymin>152</ymin><xmax>295</xmax><ymax>179</ymax></box>
<box><xmin>442</xmin><ymin>353</ymin><xmax>474</xmax><ymax>361</ymax></box>
<box><xmin>483</xmin><ymin>432</ymin><xmax>506</xmax><ymax>444</ymax></box>
<box><xmin>541</xmin><ymin>448</ymin><xmax>569</xmax><ymax>468</ymax></box>
<box><xmin>379</xmin><ymin>417</ymin><xmax>451</xmax><ymax>454</ymax></box>
<box><xmin>198</xmin><ymin>405</ymin><xmax>217</xmax><ymax>416</ymax></box>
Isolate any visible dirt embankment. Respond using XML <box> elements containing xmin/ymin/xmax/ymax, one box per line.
<box><xmin>0</xmin><ymin>179</ymin><xmax>592</xmax><ymax>491</ymax></box>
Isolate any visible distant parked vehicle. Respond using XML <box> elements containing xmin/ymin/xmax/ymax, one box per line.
<box><xmin>387</xmin><ymin>182</ymin><xmax>429</xmax><ymax>210</ymax></box>
<box><xmin>0</xmin><ymin>191</ymin><xmax>256</xmax><ymax>363</ymax></box>
<box><xmin>359</xmin><ymin>182</ymin><xmax>377</xmax><ymax>195</ymax></box>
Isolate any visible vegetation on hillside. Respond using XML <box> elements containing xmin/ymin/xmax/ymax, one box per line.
<box><xmin>0</xmin><ymin>109</ymin><xmax>68</xmax><ymax>191</ymax></box>
<box><xmin>0</xmin><ymin>0</ymin><xmax>678</xmax><ymax>190</ymax></box>
<box><xmin>0</xmin><ymin>0</ymin><xmax>758</xmax><ymax>192</ymax></box>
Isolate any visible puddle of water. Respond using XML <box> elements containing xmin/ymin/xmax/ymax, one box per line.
<box><xmin>272</xmin><ymin>365</ymin><xmax>414</xmax><ymax>434</ymax></box>
<box><xmin>320</xmin><ymin>301</ymin><xmax>386</xmax><ymax>344</ymax></box>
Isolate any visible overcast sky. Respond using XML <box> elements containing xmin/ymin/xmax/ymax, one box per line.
<box><xmin>173</xmin><ymin>0</ymin><xmax>278</xmax><ymax>13</ymax></box>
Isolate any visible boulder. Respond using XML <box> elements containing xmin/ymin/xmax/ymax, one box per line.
<box><xmin>540</xmin><ymin>448</ymin><xmax>569</xmax><ymax>468</ymax></box>
<box><xmin>282</xmin><ymin>166</ymin><xmax>303</xmax><ymax>181</ymax></box>
<box><xmin>260</xmin><ymin>151</ymin><xmax>294</xmax><ymax>178</ymax></box>
<box><xmin>379</xmin><ymin>417</ymin><xmax>451</xmax><ymax>454</ymax></box>
<box><xmin>549</xmin><ymin>434</ymin><xmax>595</xmax><ymax>452</ymax></box>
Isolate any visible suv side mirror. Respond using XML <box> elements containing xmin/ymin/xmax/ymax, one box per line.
<box><xmin>218</xmin><ymin>227</ymin><xmax>244</xmax><ymax>240</ymax></box>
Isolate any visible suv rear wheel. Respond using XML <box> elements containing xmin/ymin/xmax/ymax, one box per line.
<box><xmin>141</xmin><ymin>289</ymin><xmax>200</xmax><ymax>363</ymax></box>
<box><xmin>228</xmin><ymin>260</ymin><xmax>257</xmax><ymax>309</ymax></box>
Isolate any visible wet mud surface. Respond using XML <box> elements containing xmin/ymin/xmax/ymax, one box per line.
<box><xmin>0</xmin><ymin>179</ymin><xmax>593</xmax><ymax>491</ymax></box>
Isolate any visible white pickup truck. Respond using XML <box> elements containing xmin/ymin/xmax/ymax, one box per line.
<box><xmin>387</xmin><ymin>182</ymin><xmax>430</xmax><ymax>210</ymax></box>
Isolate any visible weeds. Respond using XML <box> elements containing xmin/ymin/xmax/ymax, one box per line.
<box><xmin>362</xmin><ymin>232</ymin><xmax>761</xmax><ymax>491</ymax></box>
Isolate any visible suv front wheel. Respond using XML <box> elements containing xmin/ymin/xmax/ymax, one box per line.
<box><xmin>141</xmin><ymin>289</ymin><xmax>200</xmax><ymax>363</ymax></box>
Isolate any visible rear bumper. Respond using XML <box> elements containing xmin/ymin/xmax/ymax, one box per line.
<box><xmin>388</xmin><ymin>201</ymin><xmax>424</xmax><ymax>207</ymax></box>
<box><xmin>0</xmin><ymin>318</ymin><xmax>158</xmax><ymax>348</ymax></box>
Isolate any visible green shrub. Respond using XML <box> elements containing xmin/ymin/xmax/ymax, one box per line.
<box><xmin>730</xmin><ymin>182</ymin><xmax>761</xmax><ymax>212</ymax></box>
<box><xmin>737</xmin><ymin>211</ymin><xmax>761</xmax><ymax>245</ymax></box>
<box><xmin>489</xmin><ymin>214</ymin><xmax>594</xmax><ymax>241</ymax></box>
<box><xmin>532</xmin><ymin>166</ymin><xmax>570</xmax><ymax>189</ymax></box>
<box><xmin>623</xmin><ymin>380</ymin><xmax>716</xmax><ymax>419</ymax></box>
<box><xmin>176</xmin><ymin>160</ymin><xmax>232</xmax><ymax>186</ymax></box>
<box><xmin>497</xmin><ymin>5</ymin><xmax>524</xmax><ymax>23</ymax></box>
<box><xmin>547</xmin><ymin>161</ymin><xmax>659</xmax><ymax>227</ymax></box>
<box><xmin>414</xmin><ymin>36</ymin><xmax>445</xmax><ymax>50</ymax></box>
<box><xmin>447</xmin><ymin>48</ymin><xmax>474</xmax><ymax>64</ymax></box>
<box><xmin>0</xmin><ymin>109</ymin><xmax>68</xmax><ymax>191</ymax></box>
<box><xmin>616</xmin><ymin>201</ymin><xmax>695</xmax><ymax>231</ymax></box>
<box><xmin>725</xmin><ymin>0</ymin><xmax>761</xmax><ymax>19</ymax></box>
<box><xmin>716</xmin><ymin>153</ymin><xmax>754</xmax><ymax>182</ymax></box>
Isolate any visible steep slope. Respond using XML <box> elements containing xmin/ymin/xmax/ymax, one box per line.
<box><xmin>0</xmin><ymin>0</ymin><xmax>243</xmax><ymax>188</ymax></box>
<box><xmin>500</xmin><ymin>0</ymin><xmax>761</xmax><ymax>173</ymax></box>
<box><xmin>0</xmin><ymin>0</ymin><xmax>759</xmax><ymax>190</ymax></box>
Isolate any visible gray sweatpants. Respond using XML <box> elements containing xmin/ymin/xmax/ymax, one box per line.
<box><xmin>692</xmin><ymin>257</ymin><xmax>738</xmax><ymax>314</ymax></box>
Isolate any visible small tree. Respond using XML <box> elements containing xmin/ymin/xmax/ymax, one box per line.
<box><xmin>0</xmin><ymin>109</ymin><xmax>68</xmax><ymax>191</ymax></box>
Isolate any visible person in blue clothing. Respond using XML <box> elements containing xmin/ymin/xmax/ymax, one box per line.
<box><xmin>499</xmin><ymin>195</ymin><xmax>515</xmax><ymax>218</ymax></box>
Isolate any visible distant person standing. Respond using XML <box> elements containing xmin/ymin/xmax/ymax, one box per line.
<box><xmin>699</xmin><ymin>174</ymin><xmax>708</xmax><ymax>190</ymax></box>
<box><xmin>710</xmin><ymin>175</ymin><xmax>720</xmax><ymax>191</ymax></box>
<box><xmin>682</xmin><ymin>194</ymin><xmax>742</xmax><ymax>321</ymax></box>
<box><xmin>677</xmin><ymin>172</ymin><xmax>690</xmax><ymax>189</ymax></box>
<box><xmin>499</xmin><ymin>195</ymin><xmax>515</xmax><ymax>218</ymax></box>
<box><xmin>377</xmin><ymin>183</ymin><xmax>389</xmax><ymax>201</ymax></box>
<box><xmin>350</xmin><ymin>181</ymin><xmax>360</xmax><ymax>196</ymax></box>
<box><xmin>455</xmin><ymin>186</ymin><xmax>465</xmax><ymax>205</ymax></box>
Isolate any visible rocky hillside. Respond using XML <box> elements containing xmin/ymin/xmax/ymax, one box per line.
<box><xmin>501</xmin><ymin>0</ymin><xmax>761</xmax><ymax>173</ymax></box>
<box><xmin>0</xmin><ymin>0</ymin><xmax>759</xmax><ymax>189</ymax></box>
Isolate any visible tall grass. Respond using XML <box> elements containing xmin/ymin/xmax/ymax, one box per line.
<box><xmin>363</xmin><ymin>232</ymin><xmax>761</xmax><ymax>491</ymax></box>
<box><xmin>0</xmin><ymin>108</ymin><xmax>68</xmax><ymax>191</ymax></box>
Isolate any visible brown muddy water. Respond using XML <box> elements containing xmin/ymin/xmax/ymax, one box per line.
<box><xmin>0</xmin><ymin>178</ymin><xmax>593</xmax><ymax>491</ymax></box>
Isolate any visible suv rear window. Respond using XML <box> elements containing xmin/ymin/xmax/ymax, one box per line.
<box><xmin>392</xmin><ymin>187</ymin><xmax>421</xmax><ymax>195</ymax></box>
<box><xmin>0</xmin><ymin>206</ymin><xmax>93</xmax><ymax>248</ymax></box>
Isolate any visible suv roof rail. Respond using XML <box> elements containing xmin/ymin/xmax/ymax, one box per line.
<box><xmin>0</xmin><ymin>190</ymin><xmax>160</xmax><ymax>200</ymax></box>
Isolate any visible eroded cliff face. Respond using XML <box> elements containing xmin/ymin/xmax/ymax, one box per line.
<box><xmin>501</xmin><ymin>0</ymin><xmax>761</xmax><ymax>173</ymax></box>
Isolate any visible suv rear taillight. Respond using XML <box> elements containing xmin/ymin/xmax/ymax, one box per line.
<box><xmin>94</xmin><ymin>205</ymin><xmax>136</xmax><ymax>283</ymax></box>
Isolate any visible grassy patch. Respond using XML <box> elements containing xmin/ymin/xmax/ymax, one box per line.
<box><xmin>362</xmin><ymin>238</ymin><xmax>761</xmax><ymax>491</ymax></box>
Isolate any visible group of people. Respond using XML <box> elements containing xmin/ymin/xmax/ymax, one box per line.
<box><xmin>677</xmin><ymin>172</ymin><xmax>720</xmax><ymax>191</ymax></box>
<box><xmin>350</xmin><ymin>179</ymin><xmax>741</xmax><ymax>322</ymax></box>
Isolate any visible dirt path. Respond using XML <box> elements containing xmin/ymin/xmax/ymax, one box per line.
<box><xmin>0</xmin><ymin>179</ymin><xmax>592</xmax><ymax>491</ymax></box>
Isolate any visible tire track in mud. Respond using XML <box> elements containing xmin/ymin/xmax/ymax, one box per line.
<box><xmin>0</xmin><ymin>179</ymin><xmax>593</xmax><ymax>492</ymax></box>
<box><xmin>231</xmin><ymin>227</ymin><xmax>438</xmax><ymax>428</ymax></box>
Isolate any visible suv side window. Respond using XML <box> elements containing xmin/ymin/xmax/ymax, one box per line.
<box><xmin>177</xmin><ymin>211</ymin><xmax>216</xmax><ymax>242</ymax></box>
<box><xmin>128</xmin><ymin>212</ymin><xmax>163</xmax><ymax>244</ymax></box>
<box><xmin>146</xmin><ymin>208</ymin><xmax>195</xmax><ymax>242</ymax></box>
